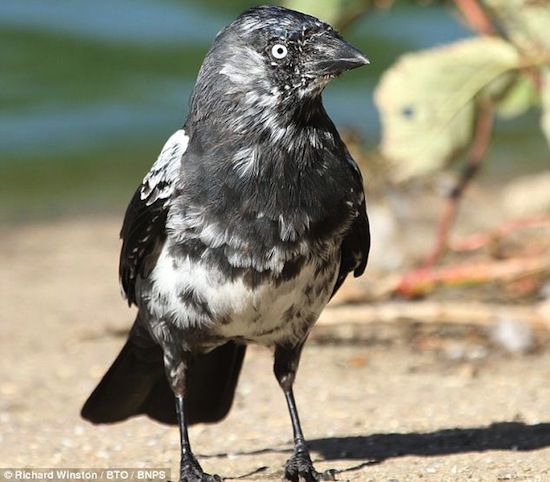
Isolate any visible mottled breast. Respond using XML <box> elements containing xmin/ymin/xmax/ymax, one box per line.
<box><xmin>137</xmin><ymin>237</ymin><xmax>339</xmax><ymax>350</ymax></box>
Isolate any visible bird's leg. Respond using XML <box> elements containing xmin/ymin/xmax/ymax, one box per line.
<box><xmin>274</xmin><ymin>344</ymin><xmax>336</xmax><ymax>482</ymax></box>
<box><xmin>165</xmin><ymin>351</ymin><xmax>221</xmax><ymax>482</ymax></box>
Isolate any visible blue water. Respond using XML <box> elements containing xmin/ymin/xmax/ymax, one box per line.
<box><xmin>0</xmin><ymin>1</ymin><xmax>473</xmax><ymax>165</ymax></box>
<box><xmin>0</xmin><ymin>0</ymin><xmax>226</xmax><ymax>44</ymax></box>
<box><xmin>2</xmin><ymin>0</ymin><xmax>545</xmax><ymax>222</ymax></box>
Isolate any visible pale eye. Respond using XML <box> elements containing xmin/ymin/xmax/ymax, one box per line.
<box><xmin>271</xmin><ymin>44</ymin><xmax>288</xmax><ymax>59</ymax></box>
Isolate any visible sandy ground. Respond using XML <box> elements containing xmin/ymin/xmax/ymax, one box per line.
<box><xmin>1</xmin><ymin>215</ymin><xmax>550</xmax><ymax>482</ymax></box>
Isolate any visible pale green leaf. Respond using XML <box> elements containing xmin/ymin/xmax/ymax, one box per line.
<box><xmin>374</xmin><ymin>37</ymin><xmax>520</xmax><ymax>181</ymax></box>
<box><xmin>495</xmin><ymin>72</ymin><xmax>538</xmax><ymax>119</ymax></box>
<box><xmin>541</xmin><ymin>67</ymin><xmax>550</xmax><ymax>150</ymax></box>
<box><xmin>483</xmin><ymin>0</ymin><xmax>550</xmax><ymax>60</ymax></box>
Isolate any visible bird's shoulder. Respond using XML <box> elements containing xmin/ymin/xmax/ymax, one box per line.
<box><xmin>119</xmin><ymin>129</ymin><xmax>188</xmax><ymax>305</ymax></box>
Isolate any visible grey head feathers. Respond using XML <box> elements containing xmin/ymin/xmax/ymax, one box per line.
<box><xmin>188</xmin><ymin>5</ymin><xmax>368</xmax><ymax>129</ymax></box>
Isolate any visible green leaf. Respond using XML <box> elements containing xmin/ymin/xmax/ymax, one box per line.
<box><xmin>541</xmin><ymin>67</ymin><xmax>550</xmax><ymax>150</ymax></box>
<box><xmin>495</xmin><ymin>72</ymin><xmax>538</xmax><ymax>119</ymax></box>
<box><xmin>374</xmin><ymin>36</ymin><xmax>520</xmax><ymax>181</ymax></box>
<box><xmin>483</xmin><ymin>0</ymin><xmax>550</xmax><ymax>60</ymax></box>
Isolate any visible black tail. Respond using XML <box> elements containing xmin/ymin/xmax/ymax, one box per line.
<box><xmin>81</xmin><ymin>323</ymin><xmax>246</xmax><ymax>426</ymax></box>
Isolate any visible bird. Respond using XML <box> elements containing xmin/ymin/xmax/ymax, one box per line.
<box><xmin>81</xmin><ymin>5</ymin><xmax>370</xmax><ymax>482</ymax></box>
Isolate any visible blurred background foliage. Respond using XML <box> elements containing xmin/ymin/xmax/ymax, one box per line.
<box><xmin>0</xmin><ymin>0</ymin><xmax>548</xmax><ymax>223</ymax></box>
<box><xmin>374</xmin><ymin>0</ymin><xmax>550</xmax><ymax>181</ymax></box>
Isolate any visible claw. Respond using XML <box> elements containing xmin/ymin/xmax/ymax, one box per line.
<box><xmin>179</xmin><ymin>463</ymin><xmax>222</xmax><ymax>482</ymax></box>
<box><xmin>283</xmin><ymin>449</ymin><xmax>336</xmax><ymax>482</ymax></box>
<box><xmin>179</xmin><ymin>472</ymin><xmax>222</xmax><ymax>482</ymax></box>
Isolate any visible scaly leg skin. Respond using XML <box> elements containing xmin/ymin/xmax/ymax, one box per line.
<box><xmin>274</xmin><ymin>344</ymin><xmax>338</xmax><ymax>482</ymax></box>
<box><xmin>176</xmin><ymin>394</ymin><xmax>224</xmax><ymax>482</ymax></box>
<box><xmin>281</xmin><ymin>393</ymin><xmax>337</xmax><ymax>482</ymax></box>
<box><xmin>165</xmin><ymin>350</ymin><xmax>223</xmax><ymax>482</ymax></box>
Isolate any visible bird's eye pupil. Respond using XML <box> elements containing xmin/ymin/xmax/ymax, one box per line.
<box><xmin>271</xmin><ymin>44</ymin><xmax>288</xmax><ymax>59</ymax></box>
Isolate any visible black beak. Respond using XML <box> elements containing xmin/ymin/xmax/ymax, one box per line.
<box><xmin>306</xmin><ymin>32</ymin><xmax>369</xmax><ymax>77</ymax></box>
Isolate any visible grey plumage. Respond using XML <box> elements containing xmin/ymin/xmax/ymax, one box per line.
<box><xmin>82</xmin><ymin>6</ymin><xmax>370</xmax><ymax>482</ymax></box>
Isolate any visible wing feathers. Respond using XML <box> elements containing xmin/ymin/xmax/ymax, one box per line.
<box><xmin>119</xmin><ymin>129</ymin><xmax>189</xmax><ymax>305</ymax></box>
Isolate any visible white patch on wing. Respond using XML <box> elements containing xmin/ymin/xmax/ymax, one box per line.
<box><xmin>140</xmin><ymin>129</ymin><xmax>189</xmax><ymax>204</ymax></box>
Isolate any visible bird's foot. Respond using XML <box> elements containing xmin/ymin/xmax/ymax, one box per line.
<box><xmin>179</xmin><ymin>458</ymin><xmax>222</xmax><ymax>482</ymax></box>
<box><xmin>283</xmin><ymin>448</ymin><xmax>336</xmax><ymax>482</ymax></box>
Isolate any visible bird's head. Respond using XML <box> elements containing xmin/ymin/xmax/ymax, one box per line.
<box><xmin>189</xmin><ymin>6</ymin><xmax>368</xmax><ymax>125</ymax></box>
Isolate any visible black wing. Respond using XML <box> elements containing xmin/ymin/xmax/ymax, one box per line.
<box><xmin>119</xmin><ymin>129</ymin><xmax>189</xmax><ymax>306</ymax></box>
<box><xmin>331</xmin><ymin>155</ymin><xmax>370</xmax><ymax>297</ymax></box>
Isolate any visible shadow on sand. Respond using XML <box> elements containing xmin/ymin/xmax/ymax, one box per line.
<box><xmin>308</xmin><ymin>421</ymin><xmax>550</xmax><ymax>464</ymax></box>
<box><xmin>199</xmin><ymin>422</ymin><xmax>550</xmax><ymax>479</ymax></box>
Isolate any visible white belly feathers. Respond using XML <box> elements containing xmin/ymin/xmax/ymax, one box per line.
<box><xmin>142</xmin><ymin>240</ymin><xmax>338</xmax><ymax>347</ymax></box>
